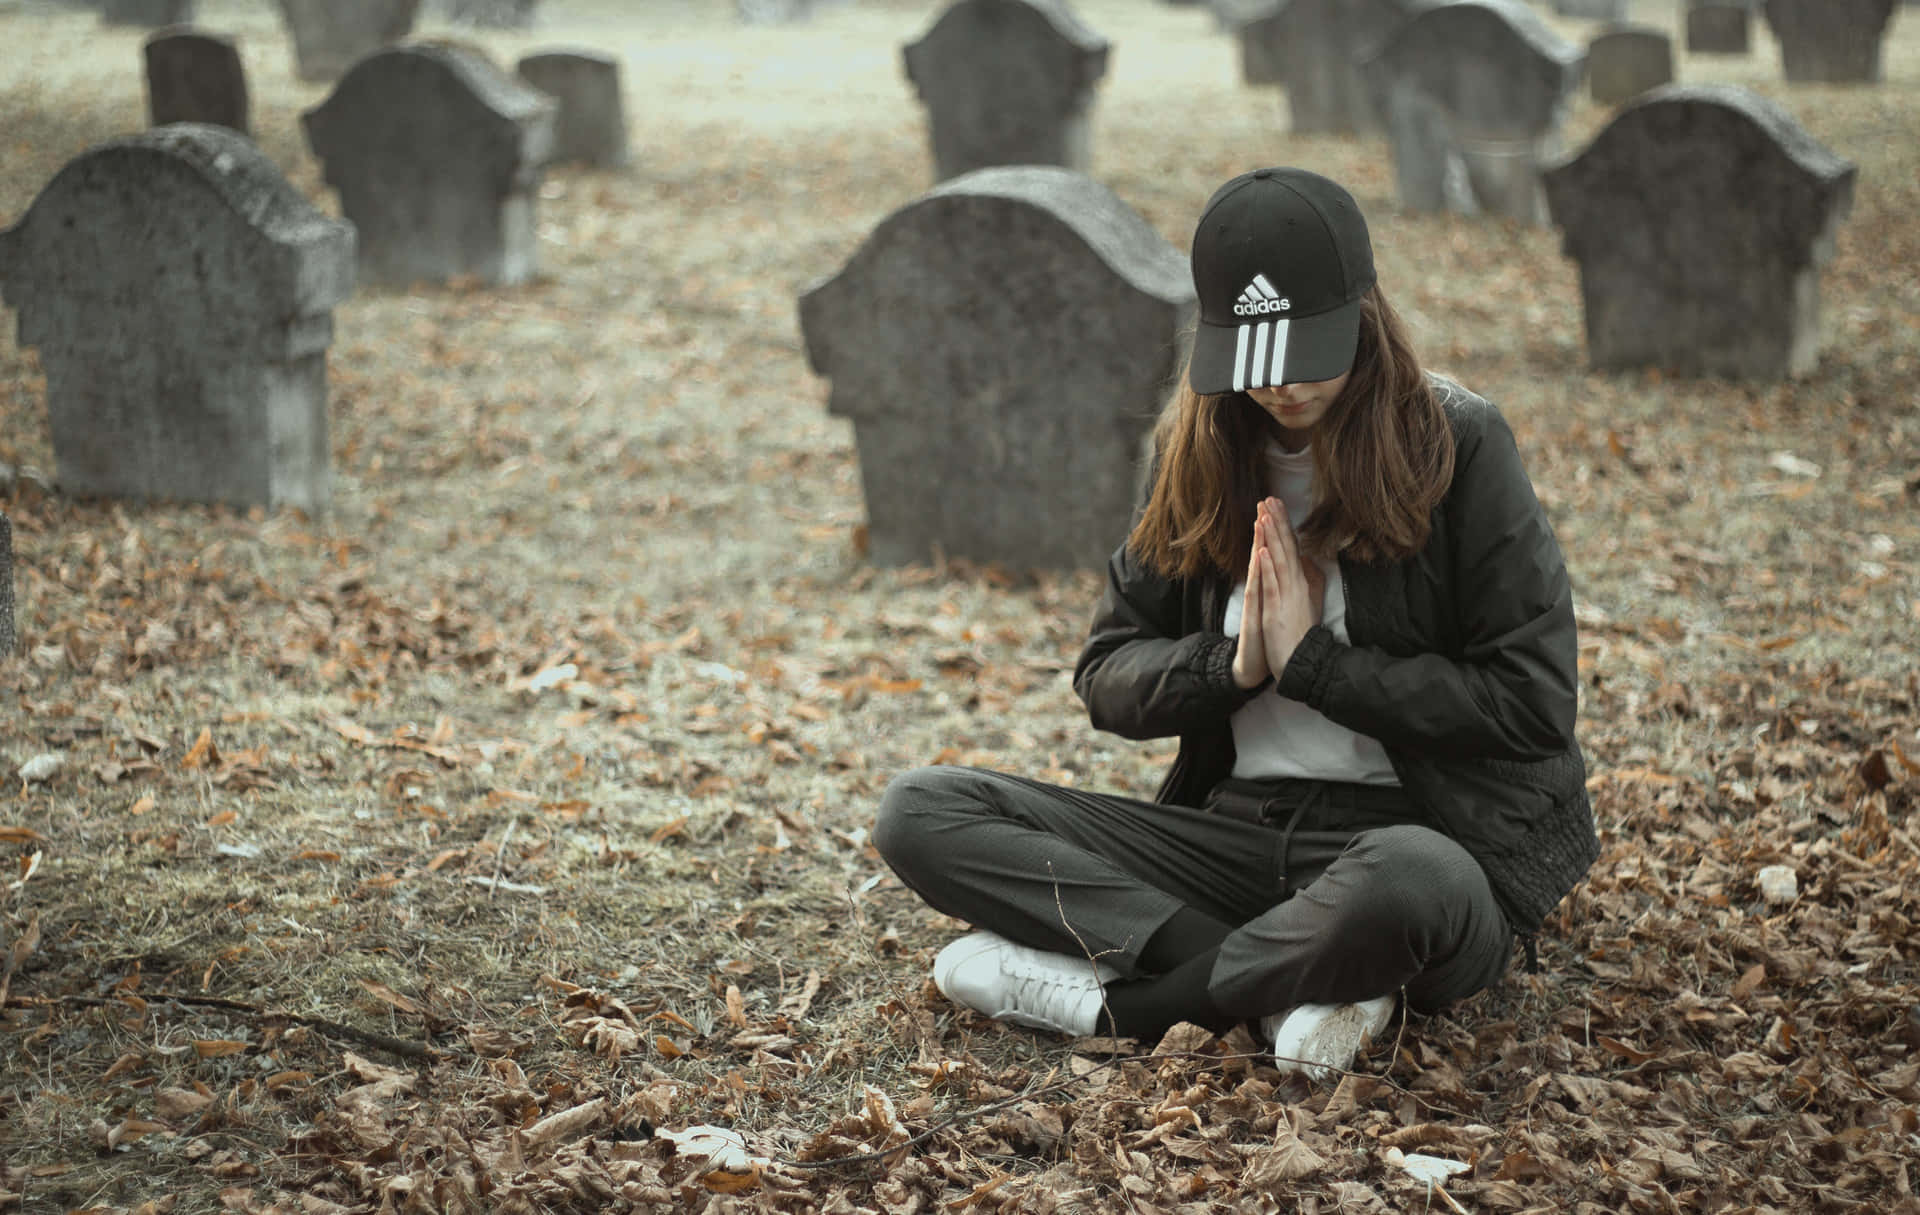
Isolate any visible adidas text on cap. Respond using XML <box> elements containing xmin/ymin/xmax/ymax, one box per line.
<box><xmin>1186</xmin><ymin>167</ymin><xmax>1376</xmax><ymax>397</ymax></box>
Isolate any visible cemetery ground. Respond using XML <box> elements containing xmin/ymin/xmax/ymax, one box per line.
<box><xmin>1</xmin><ymin>0</ymin><xmax>1918</xmax><ymax>1210</ymax></box>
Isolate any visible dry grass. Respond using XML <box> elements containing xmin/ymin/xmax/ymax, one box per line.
<box><xmin>1</xmin><ymin>0</ymin><xmax>1917</xmax><ymax>1211</ymax></box>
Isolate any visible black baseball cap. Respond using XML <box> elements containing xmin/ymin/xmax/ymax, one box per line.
<box><xmin>1186</xmin><ymin>167</ymin><xmax>1376</xmax><ymax>396</ymax></box>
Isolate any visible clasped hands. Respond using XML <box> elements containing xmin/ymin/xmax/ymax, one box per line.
<box><xmin>1230</xmin><ymin>497</ymin><xmax>1327</xmax><ymax>691</ymax></box>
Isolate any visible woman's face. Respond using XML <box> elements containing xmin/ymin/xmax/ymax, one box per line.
<box><xmin>1246</xmin><ymin>369</ymin><xmax>1350</xmax><ymax>450</ymax></box>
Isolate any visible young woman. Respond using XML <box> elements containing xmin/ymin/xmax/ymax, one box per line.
<box><xmin>871</xmin><ymin>167</ymin><xmax>1598</xmax><ymax>1079</ymax></box>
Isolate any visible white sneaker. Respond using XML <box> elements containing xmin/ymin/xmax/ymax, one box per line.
<box><xmin>1261</xmin><ymin>994</ymin><xmax>1397</xmax><ymax>1083</ymax></box>
<box><xmin>932</xmin><ymin>931</ymin><xmax>1119</xmax><ymax>1037</ymax></box>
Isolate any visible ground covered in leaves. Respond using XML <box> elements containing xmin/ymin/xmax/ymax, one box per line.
<box><xmin>2</xmin><ymin>0</ymin><xmax>1918</xmax><ymax>1211</ymax></box>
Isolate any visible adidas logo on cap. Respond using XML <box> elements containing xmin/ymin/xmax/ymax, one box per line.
<box><xmin>1233</xmin><ymin>273</ymin><xmax>1290</xmax><ymax>317</ymax></box>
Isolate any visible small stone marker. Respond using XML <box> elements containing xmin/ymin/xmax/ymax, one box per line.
<box><xmin>1230</xmin><ymin>0</ymin><xmax>1434</xmax><ymax>134</ymax></box>
<box><xmin>1588</xmin><ymin>26</ymin><xmax>1673</xmax><ymax>106</ymax></box>
<box><xmin>276</xmin><ymin>0</ymin><xmax>420</xmax><ymax>83</ymax></box>
<box><xmin>0</xmin><ymin>125</ymin><xmax>356</xmax><ymax>511</ymax></box>
<box><xmin>443</xmin><ymin>0</ymin><xmax>538</xmax><ymax>27</ymax></box>
<box><xmin>303</xmin><ymin>44</ymin><xmax>556</xmax><ymax>287</ymax></box>
<box><xmin>737</xmin><ymin>0</ymin><xmax>813</xmax><ymax>23</ymax></box>
<box><xmin>517</xmin><ymin>50</ymin><xmax>628</xmax><ymax>168</ymax></box>
<box><xmin>1685</xmin><ymin>2</ymin><xmax>1751</xmax><ymax>55</ymax></box>
<box><xmin>0</xmin><ymin>511</ymin><xmax>13</xmax><ymax>656</ymax></box>
<box><xmin>799</xmin><ymin>166</ymin><xmax>1195</xmax><ymax>570</ymax></box>
<box><xmin>102</xmin><ymin>0</ymin><xmax>193</xmax><ymax>26</ymax></box>
<box><xmin>1762</xmin><ymin>0</ymin><xmax>1896</xmax><ymax>83</ymax></box>
<box><xmin>903</xmin><ymin>0</ymin><xmax>1110</xmax><ymax>182</ymax></box>
<box><xmin>1551</xmin><ymin>0</ymin><xmax>1624</xmax><ymax>19</ymax></box>
<box><xmin>145</xmin><ymin>29</ymin><xmax>249</xmax><ymax>134</ymax></box>
<box><xmin>1543</xmin><ymin>84</ymin><xmax>1855</xmax><ymax>379</ymax></box>
<box><xmin>1365</xmin><ymin>0</ymin><xmax>1583</xmax><ymax>225</ymax></box>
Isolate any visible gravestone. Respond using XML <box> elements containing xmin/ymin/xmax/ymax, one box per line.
<box><xmin>0</xmin><ymin>125</ymin><xmax>355</xmax><ymax>511</ymax></box>
<box><xmin>443</xmin><ymin>0</ymin><xmax>538</xmax><ymax>26</ymax></box>
<box><xmin>903</xmin><ymin>0</ymin><xmax>1110</xmax><ymax>182</ymax></box>
<box><xmin>1685</xmin><ymin>2</ymin><xmax>1751</xmax><ymax>54</ymax></box>
<box><xmin>1364</xmin><ymin>0</ymin><xmax>1583</xmax><ymax>225</ymax></box>
<box><xmin>1543</xmin><ymin>84</ymin><xmax>1854</xmax><ymax>379</ymax></box>
<box><xmin>303</xmin><ymin>44</ymin><xmax>555</xmax><ymax>287</ymax></box>
<box><xmin>145</xmin><ymin>29</ymin><xmax>249</xmax><ymax>134</ymax></box>
<box><xmin>738</xmin><ymin>0</ymin><xmax>814</xmax><ymax>22</ymax></box>
<box><xmin>1762</xmin><ymin>0</ymin><xmax>1896</xmax><ymax>82</ymax></box>
<box><xmin>1230</xmin><ymin>0</ymin><xmax>1434</xmax><ymax>133</ymax></box>
<box><xmin>103</xmin><ymin>0</ymin><xmax>193</xmax><ymax>25</ymax></box>
<box><xmin>0</xmin><ymin>512</ymin><xmax>12</xmax><ymax>656</ymax></box>
<box><xmin>1588</xmin><ymin>26</ymin><xmax>1673</xmax><ymax>105</ymax></box>
<box><xmin>276</xmin><ymin>0</ymin><xmax>420</xmax><ymax>82</ymax></box>
<box><xmin>517</xmin><ymin>50</ymin><xmax>627</xmax><ymax>168</ymax></box>
<box><xmin>1552</xmin><ymin>0</ymin><xmax>1625</xmax><ymax>18</ymax></box>
<box><xmin>799</xmin><ymin>166</ymin><xmax>1195</xmax><ymax>570</ymax></box>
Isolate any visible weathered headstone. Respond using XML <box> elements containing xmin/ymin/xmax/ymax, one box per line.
<box><xmin>517</xmin><ymin>50</ymin><xmax>627</xmax><ymax>168</ymax></box>
<box><xmin>903</xmin><ymin>0</ymin><xmax>1110</xmax><ymax>183</ymax></box>
<box><xmin>103</xmin><ymin>0</ymin><xmax>193</xmax><ymax>26</ymax></box>
<box><xmin>276</xmin><ymin>0</ymin><xmax>420</xmax><ymax>83</ymax></box>
<box><xmin>442</xmin><ymin>0</ymin><xmax>538</xmax><ymax>27</ymax></box>
<box><xmin>303</xmin><ymin>44</ymin><xmax>555</xmax><ymax>287</ymax></box>
<box><xmin>1552</xmin><ymin>0</ymin><xmax>1625</xmax><ymax>19</ymax></box>
<box><xmin>799</xmin><ymin>166</ymin><xmax>1195</xmax><ymax>570</ymax></box>
<box><xmin>0</xmin><ymin>125</ymin><xmax>355</xmax><ymax>511</ymax></box>
<box><xmin>0</xmin><ymin>511</ymin><xmax>13</xmax><ymax>656</ymax></box>
<box><xmin>1762</xmin><ymin>0</ymin><xmax>1896</xmax><ymax>83</ymax></box>
<box><xmin>1230</xmin><ymin>0</ymin><xmax>1434</xmax><ymax>133</ymax></box>
<box><xmin>145</xmin><ymin>29</ymin><xmax>249</xmax><ymax>134</ymax></box>
<box><xmin>1685</xmin><ymin>2</ymin><xmax>1752</xmax><ymax>54</ymax></box>
<box><xmin>1588</xmin><ymin>26</ymin><xmax>1673</xmax><ymax>105</ymax></box>
<box><xmin>1543</xmin><ymin>85</ymin><xmax>1855</xmax><ymax>379</ymax></box>
<box><xmin>1364</xmin><ymin>0</ymin><xmax>1583</xmax><ymax>225</ymax></box>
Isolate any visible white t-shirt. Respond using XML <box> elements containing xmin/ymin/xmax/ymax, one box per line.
<box><xmin>1221</xmin><ymin>442</ymin><xmax>1399</xmax><ymax>786</ymax></box>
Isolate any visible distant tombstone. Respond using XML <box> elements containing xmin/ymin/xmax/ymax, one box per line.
<box><xmin>1762</xmin><ymin>0</ymin><xmax>1895</xmax><ymax>83</ymax></box>
<box><xmin>144</xmin><ymin>29</ymin><xmax>249</xmax><ymax>134</ymax></box>
<box><xmin>799</xmin><ymin>167</ymin><xmax>1195</xmax><ymax>570</ymax></box>
<box><xmin>1364</xmin><ymin>0</ymin><xmax>1583</xmax><ymax>225</ymax></box>
<box><xmin>303</xmin><ymin>44</ymin><xmax>556</xmax><ymax>287</ymax></box>
<box><xmin>1685</xmin><ymin>2</ymin><xmax>1751</xmax><ymax>54</ymax></box>
<box><xmin>1543</xmin><ymin>85</ymin><xmax>1854</xmax><ymax>379</ymax></box>
<box><xmin>0</xmin><ymin>512</ymin><xmax>12</xmax><ymax>656</ymax></box>
<box><xmin>517</xmin><ymin>50</ymin><xmax>628</xmax><ymax>168</ymax></box>
<box><xmin>1551</xmin><ymin>0</ymin><xmax>1624</xmax><ymax>18</ymax></box>
<box><xmin>0</xmin><ymin>125</ymin><xmax>355</xmax><ymax>511</ymax></box>
<box><xmin>442</xmin><ymin>0</ymin><xmax>538</xmax><ymax>26</ymax></box>
<box><xmin>276</xmin><ymin>0</ymin><xmax>420</xmax><ymax>83</ymax></box>
<box><xmin>903</xmin><ymin>0</ymin><xmax>1110</xmax><ymax>183</ymax></box>
<box><xmin>103</xmin><ymin>0</ymin><xmax>193</xmax><ymax>25</ymax></box>
<box><xmin>1588</xmin><ymin>26</ymin><xmax>1673</xmax><ymax>105</ymax></box>
<box><xmin>737</xmin><ymin>0</ymin><xmax>813</xmax><ymax>22</ymax></box>
<box><xmin>1231</xmin><ymin>0</ymin><xmax>1434</xmax><ymax>134</ymax></box>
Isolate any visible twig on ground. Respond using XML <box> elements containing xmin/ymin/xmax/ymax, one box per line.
<box><xmin>5</xmin><ymin>990</ymin><xmax>449</xmax><ymax>1062</ymax></box>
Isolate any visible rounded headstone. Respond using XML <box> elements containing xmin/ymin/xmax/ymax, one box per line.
<box><xmin>517</xmin><ymin>50</ymin><xmax>628</xmax><ymax>168</ymax></box>
<box><xmin>1588</xmin><ymin>26</ymin><xmax>1674</xmax><ymax>106</ymax></box>
<box><xmin>799</xmin><ymin>166</ymin><xmax>1196</xmax><ymax>570</ymax></box>
<box><xmin>1232</xmin><ymin>0</ymin><xmax>1436</xmax><ymax>134</ymax></box>
<box><xmin>145</xmin><ymin>28</ymin><xmax>249</xmax><ymax>134</ymax></box>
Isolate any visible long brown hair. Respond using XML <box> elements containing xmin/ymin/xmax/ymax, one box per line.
<box><xmin>1127</xmin><ymin>286</ymin><xmax>1454</xmax><ymax>579</ymax></box>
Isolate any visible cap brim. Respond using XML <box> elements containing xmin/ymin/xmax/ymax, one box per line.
<box><xmin>1186</xmin><ymin>296</ymin><xmax>1364</xmax><ymax>397</ymax></box>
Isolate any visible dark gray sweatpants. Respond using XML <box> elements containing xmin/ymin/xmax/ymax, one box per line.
<box><xmin>872</xmin><ymin>765</ymin><xmax>1513</xmax><ymax>1018</ymax></box>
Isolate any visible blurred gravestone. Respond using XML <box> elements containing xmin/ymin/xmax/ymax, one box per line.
<box><xmin>304</xmin><ymin>44</ymin><xmax>555</xmax><ymax>287</ymax></box>
<box><xmin>276</xmin><ymin>0</ymin><xmax>420</xmax><ymax>83</ymax></box>
<box><xmin>1365</xmin><ymin>0</ymin><xmax>1582</xmax><ymax>225</ymax></box>
<box><xmin>1588</xmin><ymin>26</ymin><xmax>1673</xmax><ymax>105</ymax></box>
<box><xmin>103</xmin><ymin>0</ymin><xmax>192</xmax><ymax>25</ymax></box>
<box><xmin>145</xmin><ymin>29</ymin><xmax>249</xmax><ymax>134</ymax></box>
<box><xmin>1230</xmin><ymin>0</ymin><xmax>1434</xmax><ymax>133</ymax></box>
<box><xmin>0</xmin><ymin>125</ymin><xmax>354</xmax><ymax>511</ymax></box>
<box><xmin>738</xmin><ymin>0</ymin><xmax>813</xmax><ymax>23</ymax></box>
<box><xmin>1544</xmin><ymin>84</ymin><xmax>1854</xmax><ymax>379</ymax></box>
<box><xmin>799</xmin><ymin>166</ymin><xmax>1195</xmax><ymax>570</ymax></box>
<box><xmin>1762</xmin><ymin>0</ymin><xmax>1895</xmax><ymax>82</ymax></box>
<box><xmin>1685</xmin><ymin>2</ymin><xmax>1751</xmax><ymax>54</ymax></box>
<box><xmin>0</xmin><ymin>511</ymin><xmax>12</xmax><ymax>656</ymax></box>
<box><xmin>442</xmin><ymin>0</ymin><xmax>538</xmax><ymax>26</ymax></box>
<box><xmin>903</xmin><ymin>0</ymin><xmax>1110</xmax><ymax>182</ymax></box>
<box><xmin>1551</xmin><ymin>0</ymin><xmax>1624</xmax><ymax>18</ymax></box>
<box><xmin>517</xmin><ymin>50</ymin><xmax>627</xmax><ymax>168</ymax></box>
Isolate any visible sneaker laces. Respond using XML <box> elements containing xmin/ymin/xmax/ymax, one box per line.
<box><xmin>1001</xmin><ymin>950</ymin><xmax>1105</xmax><ymax>1031</ymax></box>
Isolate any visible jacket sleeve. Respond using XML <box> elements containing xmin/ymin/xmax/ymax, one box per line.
<box><xmin>1073</xmin><ymin>542</ymin><xmax>1263</xmax><ymax>741</ymax></box>
<box><xmin>1276</xmin><ymin>407</ymin><xmax>1580</xmax><ymax>761</ymax></box>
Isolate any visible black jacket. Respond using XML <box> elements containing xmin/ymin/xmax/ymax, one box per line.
<box><xmin>1072</xmin><ymin>377</ymin><xmax>1599</xmax><ymax>932</ymax></box>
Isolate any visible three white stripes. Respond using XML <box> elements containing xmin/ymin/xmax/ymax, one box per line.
<box><xmin>1232</xmin><ymin>317</ymin><xmax>1290</xmax><ymax>392</ymax></box>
